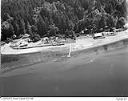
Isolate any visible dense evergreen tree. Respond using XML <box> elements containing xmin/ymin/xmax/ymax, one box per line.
<box><xmin>1</xmin><ymin>0</ymin><xmax>127</xmax><ymax>41</ymax></box>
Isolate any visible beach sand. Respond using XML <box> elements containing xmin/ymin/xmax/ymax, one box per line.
<box><xmin>1</xmin><ymin>29</ymin><xmax>128</xmax><ymax>55</ymax></box>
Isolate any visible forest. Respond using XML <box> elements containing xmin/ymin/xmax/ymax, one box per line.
<box><xmin>1</xmin><ymin>0</ymin><xmax>127</xmax><ymax>41</ymax></box>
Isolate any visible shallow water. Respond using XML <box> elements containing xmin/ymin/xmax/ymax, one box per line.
<box><xmin>1</xmin><ymin>46</ymin><xmax>128</xmax><ymax>96</ymax></box>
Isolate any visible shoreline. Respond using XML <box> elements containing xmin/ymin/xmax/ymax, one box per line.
<box><xmin>1</xmin><ymin>31</ymin><xmax>128</xmax><ymax>75</ymax></box>
<box><xmin>1</xmin><ymin>38</ymin><xmax>128</xmax><ymax>77</ymax></box>
<box><xmin>1</xmin><ymin>29</ymin><xmax>128</xmax><ymax>55</ymax></box>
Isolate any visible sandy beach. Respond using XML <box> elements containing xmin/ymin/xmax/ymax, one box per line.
<box><xmin>1</xmin><ymin>29</ymin><xmax>128</xmax><ymax>55</ymax></box>
<box><xmin>1</xmin><ymin>29</ymin><xmax>128</xmax><ymax>74</ymax></box>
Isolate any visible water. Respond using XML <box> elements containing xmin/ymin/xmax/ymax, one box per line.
<box><xmin>1</xmin><ymin>46</ymin><xmax>128</xmax><ymax>96</ymax></box>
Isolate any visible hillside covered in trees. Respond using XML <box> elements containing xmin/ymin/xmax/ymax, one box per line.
<box><xmin>1</xmin><ymin>0</ymin><xmax>127</xmax><ymax>41</ymax></box>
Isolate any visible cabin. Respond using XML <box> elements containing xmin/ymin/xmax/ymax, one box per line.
<box><xmin>93</xmin><ymin>33</ymin><xmax>105</xmax><ymax>39</ymax></box>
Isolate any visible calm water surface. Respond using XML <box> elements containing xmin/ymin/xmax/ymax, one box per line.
<box><xmin>1</xmin><ymin>47</ymin><xmax>128</xmax><ymax>96</ymax></box>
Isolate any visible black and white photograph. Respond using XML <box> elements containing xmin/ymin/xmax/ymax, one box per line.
<box><xmin>1</xmin><ymin>0</ymin><xmax>128</xmax><ymax>97</ymax></box>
